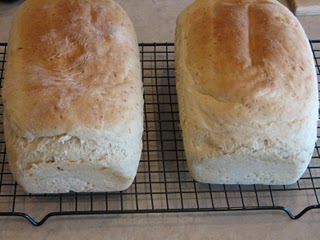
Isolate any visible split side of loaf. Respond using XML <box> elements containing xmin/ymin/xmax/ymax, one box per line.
<box><xmin>175</xmin><ymin>0</ymin><xmax>318</xmax><ymax>185</ymax></box>
<box><xmin>3</xmin><ymin>0</ymin><xmax>144</xmax><ymax>193</ymax></box>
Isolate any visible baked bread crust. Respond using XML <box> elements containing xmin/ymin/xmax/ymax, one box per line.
<box><xmin>3</xmin><ymin>0</ymin><xmax>144</xmax><ymax>193</ymax></box>
<box><xmin>175</xmin><ymin>0</ymin><xmax>318</xmax><ymax>185</ymax></box>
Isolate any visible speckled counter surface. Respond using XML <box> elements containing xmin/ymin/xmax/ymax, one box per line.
<box><xmin>0</xmin><ymin>1</ymin><xmax>320</xmax><ymax>239</ymax></box>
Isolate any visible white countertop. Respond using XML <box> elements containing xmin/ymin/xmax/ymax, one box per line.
<box><xmin>0</xmin><ymin>0</ymin><xmax>320</xmax><ymax>239</ymax></box>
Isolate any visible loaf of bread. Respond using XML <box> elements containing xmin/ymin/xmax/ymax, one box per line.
<box><xmin>3</xmin><ymin>0</ymin><xmax>144</xmax><ymax>193</ymax></box>
<box><xmin>175</xmin><ymin>0</ymin><xmax>318</xmax><ymax>185</ymax></box>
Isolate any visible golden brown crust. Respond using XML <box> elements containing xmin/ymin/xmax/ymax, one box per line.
<box><xmin>3</xmin><ymin>0</ymin><xmax>144</xmax><ymax>193</ymax></box>
<box><xmin>185</xmin><ymin>0</ymin><xmax>315</xmax><ymax>106</ymax></box>
<box><xmin>4</xmin><ymin>0</ymin><xmax>143</xmax><ymax>140</ymax></box>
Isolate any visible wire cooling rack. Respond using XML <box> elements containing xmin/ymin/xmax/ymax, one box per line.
<box><xmin>0</xmin><ymin>41</ymin><xmax>320</xmax><ymax>226</ymax></box>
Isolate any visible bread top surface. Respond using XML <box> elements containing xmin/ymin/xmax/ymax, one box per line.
<box><xmin>175</xmin><ymin>0</ymin><xmax>318</xmax><ymax>161</ymax></box>
<box><xmin>176</xmin><ymin>0</ymin><xmax>318</xmax><ymax>125</ymax></box>
<box><xmin>3</xmin><ymin>0</ymin><xmax>143</xmax><ymax>140</ymax></box>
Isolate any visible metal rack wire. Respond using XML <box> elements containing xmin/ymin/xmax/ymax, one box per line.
<box><xmin>0</xmin><ymin>41</ymin><xmax>319</xmax><ymax>226</ymax></box>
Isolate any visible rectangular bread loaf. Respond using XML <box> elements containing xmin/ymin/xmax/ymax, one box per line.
<box><xmin>175</xmin><ymin>0</ymin><xmax>318</xmax><ymax>185</ymax></box>
<box><xmin>3</xmin><ymin>0</ymin><xmax>144</xmax><ymax>193</ymax></box>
